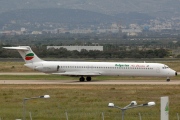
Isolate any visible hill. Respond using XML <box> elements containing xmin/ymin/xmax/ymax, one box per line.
<box><xmin>0</xmin><ymin>8</ymin><xmax>154</xmax><ymax>29</ymax></box>
<box><xmin>0</xmin><ymin>0</ymin><xmax>179</xmax><ymax>17</ymax></box>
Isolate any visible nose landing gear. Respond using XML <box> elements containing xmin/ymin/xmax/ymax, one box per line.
<box><xmin>166</xmin><ymin>77</ymin><xmax>170</xmax><ymax>82</ymax></box>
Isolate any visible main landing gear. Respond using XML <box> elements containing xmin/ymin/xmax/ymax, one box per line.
<box><xmin>79</xmin><ymin>76</ymin><xmax>92</xmax><ymax>82</ymax></box>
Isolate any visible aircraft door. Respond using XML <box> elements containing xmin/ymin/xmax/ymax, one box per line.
<box><xmin>156</xmin><ymin>67</ymin><xmax>160</xmax><ymax>73</ymax></box>
<box><xmin>57</xmin><ymin>65</ymin><xmax>60</xmax><ymax>71</ymax></box>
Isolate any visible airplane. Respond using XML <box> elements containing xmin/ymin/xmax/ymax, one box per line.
<box><xmin>3</xmin><ymin>46</ymin><xmax>177</xmax><ymax>82</ymax></box>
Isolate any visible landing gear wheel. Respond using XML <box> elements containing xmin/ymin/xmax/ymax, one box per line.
<box><xmin>86</xmin><ymin>77</ymin><xmax>91</xmax><ymax>81</ymax></box>
<box><xmin>79</xmin><ymin>77</ymin><xmax>85</xmax><ymax>82</ymax></box>
<box><xmin>166</xmin><ymin>77</ymin><xmax>170</xmax><ymax>82</ymax></box>
<box><xmin>166</xmin><ymin>79</ymin><xmax>170</xmax><ymax>82</ymax></box>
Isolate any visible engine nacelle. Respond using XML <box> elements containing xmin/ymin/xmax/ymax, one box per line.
<box><xmin>35</xmin><ymin>65</ymin><xmax>58</xmax><ymax>73</ymax></box>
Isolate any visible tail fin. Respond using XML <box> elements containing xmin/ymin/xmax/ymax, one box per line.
<box><xmin>3</xmin><ymin>46</ymin><xmax>43</xmax><ymax>63</ymax></box>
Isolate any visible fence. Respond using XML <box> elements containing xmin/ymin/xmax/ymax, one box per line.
<box><xmin>1</xmin><ymin>112</ymin><xmax>180</xmax><ymax>120</ymax></box>
<box><xmin>28</xmin><ymin>112</ymin><xmax>180</xmax><ymax>120</ymax></box>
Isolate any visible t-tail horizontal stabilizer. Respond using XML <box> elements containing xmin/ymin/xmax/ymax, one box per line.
<box><xmin>3</xmin><ymin>46</ymin><xmax>43</xmax><ymax>63</ymax></box>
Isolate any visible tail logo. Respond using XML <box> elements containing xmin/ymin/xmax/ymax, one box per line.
<box><xmin>25</xmin><ymin>53</ymin><xmax>34</xmax><ymax>60</ymax></box>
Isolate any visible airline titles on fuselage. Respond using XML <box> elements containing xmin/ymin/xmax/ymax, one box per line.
<box><xmin>115</xmin><ymin>64</ymin><xmax>149</xmax><ymax>68</ymax></box>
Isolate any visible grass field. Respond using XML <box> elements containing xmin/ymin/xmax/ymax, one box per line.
<box><xmin>0</xmin><ymin>61</ymin><xmax>180</xmax><ymax>120</ymax></box>
<box><xmin>0</xmin><ymin>84</ymin><xmax>179</xmax><ymax>120</ymax></box>
<box><xmin>0</xmin><ymin>62</ymin><xmax>33</xmax><ymax>72</ymax></box>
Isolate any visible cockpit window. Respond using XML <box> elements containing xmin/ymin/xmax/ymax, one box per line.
<box><xmin>163</xmin><ymin>65</ymin><xmax>169</xmax><ymax>69</ymax></box>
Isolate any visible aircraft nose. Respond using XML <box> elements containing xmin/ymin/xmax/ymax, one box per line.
<box><xmin>175</xmin><ymin>72</ymin><xmax>178</xmax><ymax>76</ymax></box>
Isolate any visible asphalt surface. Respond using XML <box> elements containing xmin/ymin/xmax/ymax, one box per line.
<box><xmin>0</xmin><ymin>72</ymin><xmax>179</xmax><ymax>85</ymax></box>
<box><xmin>0</xmin><ymin>80</ymin><xmax>179</xmax><ymax>85</ymax></box>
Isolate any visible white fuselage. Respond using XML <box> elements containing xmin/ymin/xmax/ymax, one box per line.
<box><xmin>25</xmin><ymin>61</ymin><xmax>177</xmax><ymax>77</ymax></box>
<box><xmin>3</xmin><ymin>46</ymin><xmax>177</xmax><ymax>81</ymax></box>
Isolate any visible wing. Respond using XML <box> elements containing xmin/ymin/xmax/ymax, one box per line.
<box><xmin>52</xmin><ymin>71</ymin><xmax>101</xmax><ymax>76</ymax></box>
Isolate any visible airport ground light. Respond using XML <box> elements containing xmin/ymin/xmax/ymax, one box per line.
<box><xmin>108</xmin><ymin>101</ymin><xmax>155</xmax><ymax>120</ymax></box>
<box><xmin>23</xmin><ymin>95</ymin><xmax>50</xmax><ymax>120</ymax></box>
